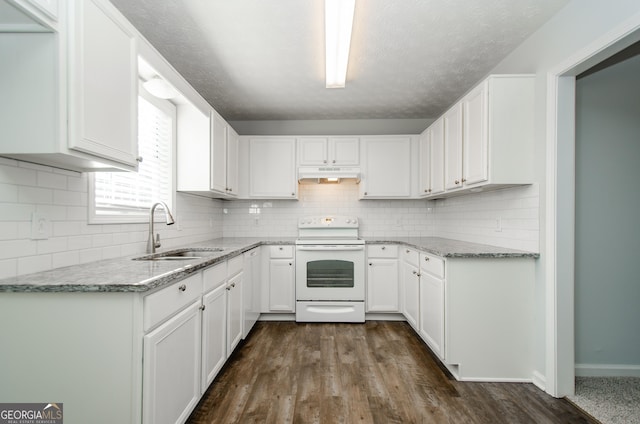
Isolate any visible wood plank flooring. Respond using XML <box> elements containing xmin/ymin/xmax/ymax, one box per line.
<box><xmin>187</xmin><ymin>321</ymin><xmax>597</xmax><ymax>424</ymax></box>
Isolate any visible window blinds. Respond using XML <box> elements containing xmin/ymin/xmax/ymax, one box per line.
<box><xmin>93</xmin><ymin>95</ymin><xmax>173</xmax><ymax>218</ymax></box>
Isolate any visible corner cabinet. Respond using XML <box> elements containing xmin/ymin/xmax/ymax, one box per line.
<box><xmin>360</xmin><ymin>136</ymin><xmax>413</xmax><ymax>199</ymax></box>
<box><xmin>0</xmin><ymin>0</ymin><xmax>140</xmax><ymax>172</ymax></box>
<box><xmin>423</xmin><ymin>75</ymin><xmax>535</xmax><ymax>199</ymax></box>
<box><xmin>247</xmin><ymin>137</ymin><xmax>297</xmax><ymax>199</ymax></box>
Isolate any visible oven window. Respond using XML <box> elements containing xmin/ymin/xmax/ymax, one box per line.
<box><xmin>306</xmin><ymin>260</ymin><xmax>354</xmax><ymax>288</ymax></box>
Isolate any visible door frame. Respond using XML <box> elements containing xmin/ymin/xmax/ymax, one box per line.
<box><xmin>545</xmin><ymin>13</ymin><xmax>640</xmax><ymax>397</ymax></box>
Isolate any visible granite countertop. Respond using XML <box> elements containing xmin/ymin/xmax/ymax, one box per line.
<box><xmin>368</xmin><ymin>237</ymin><xmax>540</xmax><ymax>259</ymax></box>
<box><xmin>0</xmin><ymin>237</ymin><xmax>537</xmax><ymax>293</ymax></box>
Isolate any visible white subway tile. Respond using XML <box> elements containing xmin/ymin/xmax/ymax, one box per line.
<box><xmin>17</xmin><ymin>254</ymin><xmax>52</xmax><ymax>275</ymax></box>
<box><xmin>0</xmin><ymin>164</ymin><xmax>37</xmax><ymax>185</ymax></box>
<box><xmin>0</xmin><ymin>259</ymin><xmax>17</xmax><ymax>279</ymax></box>
<box><xmin>0</xmin><ymin>183</ymin><xmax>18</xmax><ymax>202</ymax></box>
<box><xmin>37</xmin><ymin>171</ymin><xmax>67</xmax><ymax>190</ymax></box>
<box><xmin>52</xmin><ymin>251</ymin><xmax>80</xmax><ymax>269</ymax></box>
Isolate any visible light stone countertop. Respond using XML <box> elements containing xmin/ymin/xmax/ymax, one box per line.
<box><xmin>0</xmin><ymin>237</ymin><xmax>538</xmax><ymax>293</ymax></box>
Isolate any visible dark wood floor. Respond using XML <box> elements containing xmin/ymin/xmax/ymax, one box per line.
<box><xmin>187</xmin><ymin>321</ymin><xmax>597</xmax><ymax>424</ymax></box>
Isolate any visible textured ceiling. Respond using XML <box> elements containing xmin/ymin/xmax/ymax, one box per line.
<box><xmin>110</xmin><ymin>0</ymin><xmax>569</xmax><ymax>121</ymax></box>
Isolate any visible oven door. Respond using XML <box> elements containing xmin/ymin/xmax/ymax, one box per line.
<box><xmin>295</xmin><ymin>245</ymin><xmax>365</xmax><ymax>301</ymax></box>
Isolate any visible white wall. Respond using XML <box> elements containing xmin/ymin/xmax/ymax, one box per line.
<box><xmin>487</xmin><ymin>0</ymin><xmax>640</xmax><ymax>391</ymax></box>
<box><xmin>0</xmin><ymin>157</ymin><xmax>223</xmax><ymax>279</ymax></box>
<box><xmin>574</xmin><ymin>54</ymin><xmax>640</xmax><ymax>370</ymax></box>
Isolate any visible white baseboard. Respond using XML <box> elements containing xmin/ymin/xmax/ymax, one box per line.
<box><xmin>532</xmin><ymin>370</ymin><xmax>546</xmax><ymax>390</ymax></box>
<box><xmin>575</xmin><ymin>363</ymin><xmax>640</xmax><ymax>377</ymax></box>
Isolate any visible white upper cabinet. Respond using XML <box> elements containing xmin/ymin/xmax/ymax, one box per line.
<box><xmin>0</xmin><ymin>0</ymin><xmax>139</xmax><ymax>172</ymax></box>
<box><xmin>248</xmin><ymin>137</ymin><xmax>297</xmax><ymax>199</ymax></box>
<box><xmin>444</xmin><ymin>103</ymin><xmax>463</xmax><ymax>191</ymax></box>
<box><xmin>1</xmin><ymin>0</ymin><xmax>58</xmax><ymax>31</ymax></box>
<box><xmin>462</xmin><ymin>82</ymin><xmax>489</xmax><ymax>186</ymax></box>
<box><xmin>176</xmin><ymin>108</ymin><xmax>239</xmax><ymax>199</ymax></box>
<box><xmin>360</xmin><ymin>136</ymin><xmax>413</xmax><ymax>199</ymax></box>
<box><xmin>298</xmin><ymin>137</ymin><xmax>359</xmax><ymax>166</ymax></box>
<box><xmin>419</xmin><ymin>120</ymin><xmax>445</xmax><ymax>197</ymax></box>
<box><xmin>422</xmin><ymin>75</ymin><xmax>534</xmax><ymax>199</ymax></box>
<box><xmin>67</xmin><ymin>0</ymin><xmax>138</xmax><ymax>168</ymax></box>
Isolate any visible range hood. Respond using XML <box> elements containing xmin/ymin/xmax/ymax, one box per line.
<box><xmin>298</xmin><ymin>166</ymin><xmax>361</xmax><ymax>184</ymax></box>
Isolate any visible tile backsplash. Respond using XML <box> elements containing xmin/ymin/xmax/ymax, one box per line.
<box><xmin>0</xmin><ymin>158</ymin><xmax>223</xmax><ymax>279</ymax></box>
<box><xmin>0</xmin><ymin>157</ymin><xmax>538</xmax><ymax>279</ymax></box>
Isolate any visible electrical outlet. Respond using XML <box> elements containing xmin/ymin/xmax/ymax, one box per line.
<box><xmin>31</xmin><ymin>212</ymin><xmax>50</xmax><ymax>240</ymax></box>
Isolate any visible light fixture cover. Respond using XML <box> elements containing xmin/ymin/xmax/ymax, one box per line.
<box><xmin>325</xmin><ymin>0</ymin><xmax>356</xmax><ymax>88</ymax></box>
<box><xmin>143</xmin><ymin>76</ymin><xmax>177</xmax><ymax>99</ymax></box>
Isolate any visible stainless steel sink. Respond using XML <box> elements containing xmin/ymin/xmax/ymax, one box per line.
<box><xmin>132</xmin><ymin>248</ymin><xmax>225</xmax><ymax>261</ymax></box>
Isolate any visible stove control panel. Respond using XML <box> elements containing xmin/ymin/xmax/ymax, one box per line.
<box><xmin>298</xmin><ymin>216</ymin><xmax>359</xmax><ymax>228</ymax></box>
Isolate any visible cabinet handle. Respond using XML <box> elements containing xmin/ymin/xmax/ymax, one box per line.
<box><xmin>412</xmin><ymin>270</ymin><xmax>418</xmax><ymax>275</ymax></box>
<box><xmin>292</xmin><ymin>193</ymin><xmax>295</xmax><ymax>196</ymax></box>
<box><xmin>279</xmin><ymin>247</ymin><xmax>283</xmax><ymax>250</ymax></box>
<box><xmin>455</xmin><ymin>180</ymin><xmax>460</xmax><ymax>185</ymax></box>
<box><xmin>289</xmin><ymin>262</ymin><xmax>292</xmax><ymax>266</ymax></box>
<box><xmin>226</xmin><ymin>286</ymin><xmax>231</xmax><ymax>291</ymax></box>
<box><xmin>369</xmin><ymin>263</ymin><xmax>372</xmax><ymax>266</ymax></box>
<box><xmin>381</xmin><ymin>246</ymin><xmax>386</xmax><ymax>250</ymax></box>
<box><xmin>332</xmin><ymin>159</ymin><xmax>336</xmax><ymax>164</ymax></box>
<box><xmin>323</xmin><ymin>160</ymin><xmax>327</xmax><ymax>164</ymax></box>
<box><xmin>428</xmin><ymin>189</ymin><xmax>432</xmax><ymax>193</ymax></box>
<box><xmin>136</xmin><ymin>156</ymin><xmax>143</xmax><ymax>163</ymax></box>
<box><xmin>462</xmin><ymin>178</ymin><xmax>466</xmax><ymax>183</ymax></box>
<box><xmin>424</xmin><ymin>257</ymin><xmax>430</xmax><ymax>262</ymax></box>
<box><xmin>424</xmin><ymin>189</ymin><xmax>428</xmax><ymax>192</ymax></box>
<box><xmin>178</xmin><ymin>284</ymin><xmax>186</xmax><ymax>292</ymax></box>
<box><xmin>230</xmin><ymin>282</ymin><xmax>236</xmax><ymax>288</ymax></box>
<box><xmin>200</xmin><ymin>304</ymin><xmax>206</xmax><ymax>311</ymax></box>
<box><xmin>406</xmin><ymin>249</ymin><xmax>410</xmax><ymax>253</ymax></box>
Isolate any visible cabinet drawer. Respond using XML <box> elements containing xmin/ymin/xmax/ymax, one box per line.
<box><xmin>420</xmin><ymin>253</ymin><xmax>445</xmax><ymax>278</ymax></box>
<box><xmin>270</xmin><ymin>245</ymin><xmax>293</xmax><ymax>258</ymax></box>
<box><xmin>203</xmin><ymin>261</ymin><xmax>226</xmax><ymax>293</ymax></box>
<box><xmin>400</xmin><ymin>247</ymin><xmax>419</xmax><ymax>267</ymax></box>
<box><xmin>227</xmin><ymin>255</ymin><xmax>243</xmax><ymax>277</ymax></box>
<box><xmin>144</xmin><ymin>274</ymin><xmax>202</xmax><ymax>332</ymax></box>
<box><xmin>367</xmin><ymin>244</ymin><xmax>398</xmax><ymax>258</ymax></box>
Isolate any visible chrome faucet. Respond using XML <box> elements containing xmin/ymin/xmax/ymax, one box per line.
<box><xmin>147</xmin><ymin>201</ymin><xmax>175</xmax><ymax>254</ymax></box>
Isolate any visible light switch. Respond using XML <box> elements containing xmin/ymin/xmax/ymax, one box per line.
<box><xmin>31</xmin><ymin>212</ymin><xmax>50</xmax><ymax>240</ymax></box>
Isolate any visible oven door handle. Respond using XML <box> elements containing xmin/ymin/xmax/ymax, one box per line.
<box><xmin>296</xmin><ymin>245</ymin><xmax>365</xmax><ymax>251</ymax></box>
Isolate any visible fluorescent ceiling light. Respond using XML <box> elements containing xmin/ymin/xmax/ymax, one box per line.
<box><xmin>325</xmin><ymin>0</ymin><xmax>355</xmax><ymax>88</ymax></box>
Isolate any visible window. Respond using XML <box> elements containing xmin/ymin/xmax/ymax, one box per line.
<box><xmin>89</xmin><ymin>87</ymin><xmax>176</xmax><ymax>224</ymax></box>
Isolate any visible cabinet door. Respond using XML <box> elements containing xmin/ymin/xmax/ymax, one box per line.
<box><xmin>68</xmin><ymin>0</ymin><xmax>138</xmax><ymax>169</ymax></box>
<box><xmin>269</xmin><ymin>258</ymin><xmax>295</xmax><ymax>312</ymax></box>
<box><xmin>418</xmin><ymin>129</ymin><xmax>431</xmax><ymax>196</ymax></box>
<box><xmin>143</xmin><ymin>301</ymin><xmax>201</xmax><ymax>424</ymax></box>
<box><xmin>201</xmin><ymin>284</ymin><xmax>226</xmax><ymax>393</ymax></box>
<box><xmin>444</xmin><ymin>103</ymin><xmax>463</xmax><ymax>191</ymax></box>
<box><xmin>226</xmin><ymin>272</ymin><xmax>243</xmax><ymax>355</ymax></box>
<box><xmin>226</xmin><ymin>126</ymin><xmax>239</xmax><ymax>196</ymax></box>
<box><xmin>419</xmin><ymin>272</ymin><xmax>445</xmax><ymax>359</ymax></box>
<box><xmin>361</xmin><ymin>137</ymin><xmax>412</xmax><ymax>198</ymax></box>
<box><xmin>211</xmin><ymin>112</ymin><xmax>228</xmax><ymax>193</ymax></box>
<box><xmin>242</xmin><ymin>248</ymin><xmax>261</xmax><ymax>337</ymax></box>
<box><xmin>330</xmin><ymin>137</ymin><xmax>359</xmax><ymax>166</ymax></box>
<box><xmin>298</xmin><ymin>137</ymin><xmax>328</xmax><ymax>165</ymax></box>
<box><xmin>249</xmin><ymin>137</ymin><xmax>297</xmax><ymax>198</ymax></box>
<box><xmin>367</xmin><ymin>259</ymin><xmax>399</xmax><ymax>312</ymax></box>
<box><xmin>401</xmin><ymin>261</ymin><xmax>420</xmax><ymax>330</ymax></box>
<box><xmin>463</xmin><ymin>82</ymin><xmax>489</xmax><ymax>186</ymax></box>
<box><xmin>430</xmin><ymin>118</ymin><xmax>446</xmax><ymax>195</ymax></box>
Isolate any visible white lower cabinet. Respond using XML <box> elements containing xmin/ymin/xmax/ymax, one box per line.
<box><xmin>418</xmin><ymin>253</ymin><xmax>445</xmax><ymax>360</ymax></box>
<box><xmin>366</xmin><ymin>245</ymin><xmax>399</xmax><ymax>312</ymax></box>
<box><xmin>226</xmin><ymin>268</ymin><xmax>243</xmax><ymax>355</ymax></box>
<box><xmin>265</xmin><ymin>246</ymin><xmax>295</xmax><ymax>312</ymax></box>
<box><xmin>400</xmin><ymin>248</ymin><xmax>420</xmax><ymax>330</ymax></box>
<box><xmin>143</xmin><ymin>301</ymin><xmax>202</xmax><ymax>424</ymax></box>
<box><xmin>242</xmin><ymin>247</ymin><xmax>261</xmax><ymax>337</ymax></box>
<box><xmin>201</xmin><ymin>263</ymin><xmax>227</xmax><ymax>393</ymax></box>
